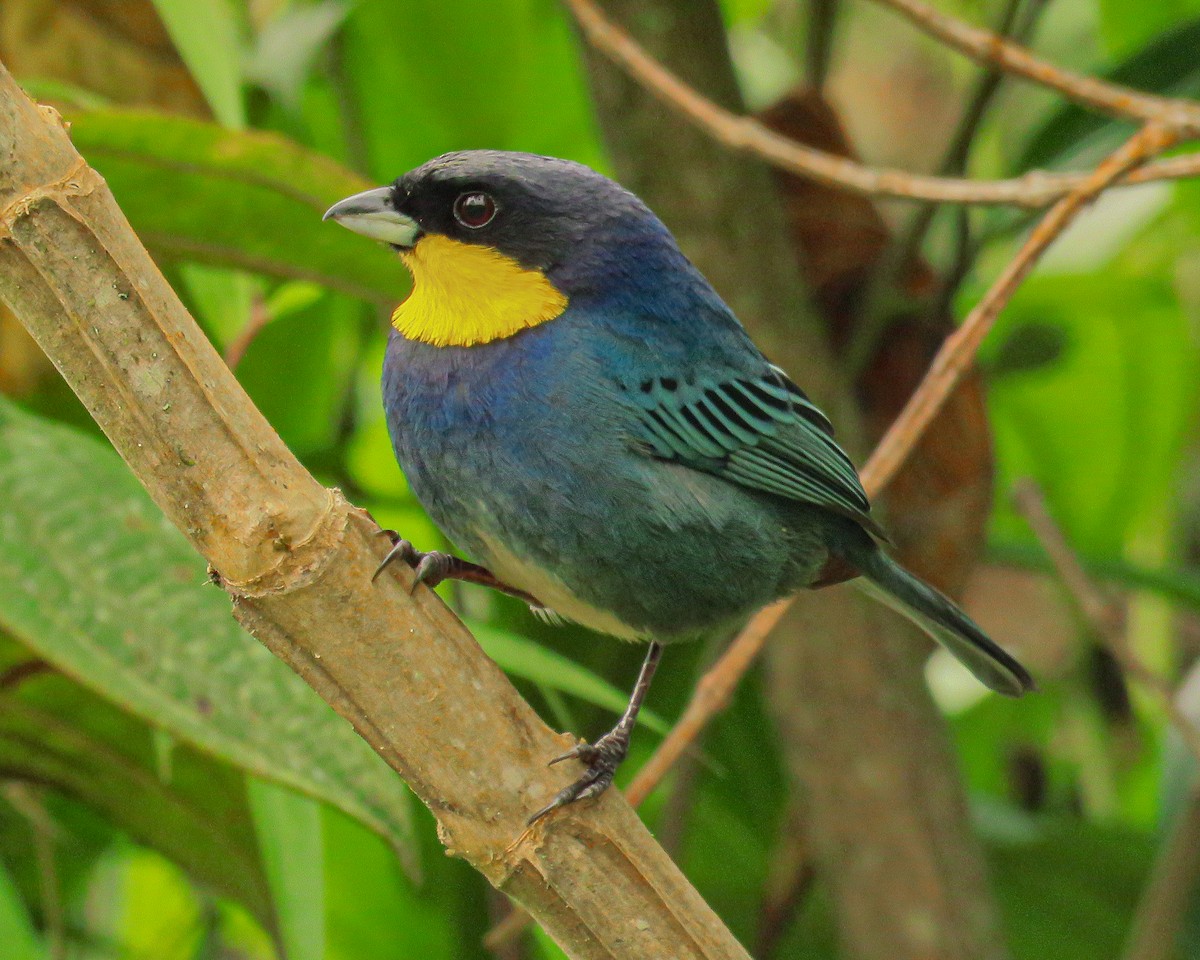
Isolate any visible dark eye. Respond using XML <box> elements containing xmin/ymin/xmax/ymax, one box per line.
<box><xmin>453</xmin><ymin>191</ymin><xmax>496</xmax><ymax>228</ymax></box>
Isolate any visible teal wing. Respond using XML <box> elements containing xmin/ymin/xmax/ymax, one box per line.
<box><xmin>630</xmin><ymin>366</ymin><xmax>886</xmax><ymax>538</ymax></box>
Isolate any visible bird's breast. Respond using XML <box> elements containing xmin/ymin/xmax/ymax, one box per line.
<box><xmin>381</xmin><ymin>325</ymin><xmax>610</xmax><ymax>551</ymax></box>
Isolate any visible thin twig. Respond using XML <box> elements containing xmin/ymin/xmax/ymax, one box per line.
<box><xmin>562</xmin><ymin>0</ymin><xmax>1200</xmax><ymax>207</ymax></box>
<box><xmin>222</xmin><ymin>294</ymin><xmax>272</xmax><ymax>371</ymax></box>
<box><xmin>1122</xmin><ymin>693</ymin><xmax>1200</xmax><ymax>960</ymax></box>
<box><xmin>944</xmin><ymin>0</ymin><xmax>1046</xmax><ymax>177</ymax></box>
<box><xmin>867</xmin><ymin>0</ymin><xmax>1200</xmax><ymax>136</ymax></box>
<box><xmin>903</xmin><ymin>0</ymin><xmax>1050</xmax><ymax>254</ymax></box>
<box><xmin>917</xmin><ymin>0</ymin><xmax>1064</xmax><ymax>346</ymax></box>
<box><xmin>1011</xmin><ymin>479</ymin><xmax>1200</xmax><ymax>763</ymax></box>
<box><xmin>860</xmin><ymin>122</ymin><xmax>1176</xmax><ymax>493</ymax></box>
<box><xmin>847</xmin><ymin>0</ymin><xmax>1047</xmax><ymax>375</ymax></box>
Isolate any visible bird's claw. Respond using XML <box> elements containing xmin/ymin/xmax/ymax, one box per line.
<box><xmin>372</xmin><ymin>532</ymin><xmax>454</xmax><ymax>592</ymax></box>
<box><xmin>548</xmin><ymin>742</ymin><xmax>600</xmax><ymax>766</ymax></box>
<box><xmin>528</xmin><ymin>731</ymin><xmax>629</xmax><ymax>825</ymax></box>
<box><xmin>371</xmin><ymin>533</ymin><xmax>418</xmax><ymax>583</ymax></box>
<box><xmin>409</xmin><ymin>551</ymin><xmax>453</xmax><ymax>592</ymax></box>
<box><xmin>372</xmin><ymin>531</ymin><xmax>545</xmax><ymax>608</ymax></box>
<box><xmin>369</xmin><ymin>528</ymin><xmax>453</xmax><ymax>588</ymax></box>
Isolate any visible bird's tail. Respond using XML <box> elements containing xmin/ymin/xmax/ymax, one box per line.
<box><xmin>842</xmin><ymin>534</ymin><xmax>1034</xmax><ymax>697</ymax></box>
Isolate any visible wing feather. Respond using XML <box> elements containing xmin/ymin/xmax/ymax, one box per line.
<box><xmin>631</xmin><ymin>368</ymin><xmax>885</xmax><ymax>538</ymax></box>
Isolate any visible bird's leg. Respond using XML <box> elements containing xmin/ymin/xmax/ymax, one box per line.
<box><xmin>528</xmin><ymin>641</ymin><xmax>664</xmax><ymax>825</ymax></box>
<box><xmin>372</xmin><ymin>530</ymin><xmax>541</xmax><ymax>606</ymax></box>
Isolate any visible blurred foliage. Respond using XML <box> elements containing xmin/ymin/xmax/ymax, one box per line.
<box><xmin>0</xmin><ymin>0</ymin><xmax>1199</xmax><ymax>958</ymax></box>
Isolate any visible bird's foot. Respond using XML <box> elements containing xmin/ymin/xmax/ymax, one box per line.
<box><xmin>525</xmin><ymin>643</ymin><xmax>663</xmax><ymax>825</ymax></box>
<box><xmin>372</xmin><ymin>530</ymin><xmax>542</xmax><ymax>606</ymax></box>
<box><xmin>527</xmin><ymin>727</ymin><xmax>631</xmax><ymax>825</ymax></box>
<box><xmin>371</xmin><ymin>532</ymin><xmax>451</xmax><ymax>589</ymax></box>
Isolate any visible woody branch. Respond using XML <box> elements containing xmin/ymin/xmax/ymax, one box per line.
<box><xmin>563</xmin><ymin>0</ymin><xmax>1200</xmax><ymax>207</ymax></box>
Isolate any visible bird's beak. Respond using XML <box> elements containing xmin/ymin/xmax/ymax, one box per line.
<box><xmin>322</xmin><ymin>187</ymin><xmax>421</xmax><ymax>247</ymax></box>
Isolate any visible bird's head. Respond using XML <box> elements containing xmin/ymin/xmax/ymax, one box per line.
<box><xmin>324</xmin><ymin>150</ymin><xmax>686</xmax><ymax>347</ymax></box>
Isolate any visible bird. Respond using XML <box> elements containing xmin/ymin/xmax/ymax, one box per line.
<box><xmin>323</xmin><ymin>150</ymin><xmax>1034</xmax><ymax>823</ymax></box>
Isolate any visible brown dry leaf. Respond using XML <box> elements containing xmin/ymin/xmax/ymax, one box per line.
<box><xmin>760</xmin><ymin>90</ymin><xmax>992</xmax><ymax>597</ymax></box>
<box><xmin>0</xmin><ymin>0</ymin><xmax>208</xmax><ymax>116</ymax></box>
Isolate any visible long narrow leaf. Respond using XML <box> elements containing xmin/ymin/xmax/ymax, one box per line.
<box><xmin>1020</xmin><ymin>19</ymin><xmax>1200</xmax><ymax>170</ymax></box>
<box><xmin>249</xmin><ymin>779</ymin><xmax>326</xmax><ymax>960</ymax></box>
<box><xmin>150</xmin><ymin>0</ymin><xmax>247</xmax><ymax>128</ymax></box>
<box><xmin>69</xmin><ymin>110</ymin><xmax>405</xmax><ymax>303</ymax></box>
<box><xmin>470</xmin><ymin>622</ymin><xmax>669</xmax><ymax>736</ymax></box>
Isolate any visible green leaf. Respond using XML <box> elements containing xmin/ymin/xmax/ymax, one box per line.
<box><xmin>1097</xmin><ymin>0</ymin><xmax>1200</xmax><ymax>58</ymax></box>
<box><xmin>1020</xmin><ymin>18</ymin><xmax>1200</xmax><ymax>171</ymax></box>
<box><xmin>168</xmin><ymin>269</ymin><xmax>365</xmax><ymax>462</ymax></box>
<box><xmin>989</xmin><ymin>820</ymin><xmax>1152</xmax><ymax>960</ymax></box>
<box><xmin>82</xmin><ymin>846</ymin><xmax>206</xmax><ymax>960</ymax></box>
<box><xmin>0</xmin><ymin>645</ymin><xmax>275</xmax><ymax>931</ymax></box>
<box><xmin>339</xmin><ymin>0</ymin><xmax>603</xmax><ymax>181</ymax></box>
<box><xmin>468</xmin><ymin>622</ymin><xmax>669</xmax><ymax>736</ymax></box>
<box><xmin>15</xmin><ymin>78</ymin><xmax>112</xmax><ymax>112</ymax></box>
<box><xmin>248</xmin><ymin>779</ymin><xmax>325</xmax><ymax>960</ymax></box>
<box><xmin>176</xmin><ymin>263</ymin><xmax>257</xmax><ymax>348</ymax></box>
<box><xmin>719</xmin><ymin>0</ymin><xmax>775</xmax><ymax>25</ymax></box>
<box><xmin>980</xmin><ymin>271</ymin><xmax>1199</xmax><ymax>555</ymax></box>
<box><xmin>323</xmin><ymin>807</ymin><xmax>458</xmax><ymax>960</ymax></box>
<box><xmin>532</xmin><ymin>927</ymin><xmax>572</xmax><ymax>960</ymax></box>
<box><xmin>150</xmin><ymin>0</ymin><xmax>247</xmax><ymax>128</ymax></box>
<box><xmin>0</xmin><ymin>398</ymin><xmax>417</xmax><ymax>877</ymax></box>
<box><xmin>67</xmin><ymin>110</ymin><xmax>406</xmax><ymax>304</ymax></box>
<box><xmin>246</xmin><ymin>2</ymin><xmax>351</xmax><ymax>111</ymax></box>
<box><xmin>230</xmin><ymin>290</ymin><xmax>364</xmax><ymax>458</ymax></box>
<box><xmin>0</xmin><ymin>854</ymin><xmax>42</xmax><ymax>960</ymax></box>
<box><xmin>345</xmin><ymin>336</ymin><xmax>419</xmax><ymax>501</ymax></box>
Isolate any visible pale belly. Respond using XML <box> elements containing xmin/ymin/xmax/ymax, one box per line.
<box><xmin>475</xmin><ymin>531</ymin><xmax>644</xmax><ymax>640</ymax></box>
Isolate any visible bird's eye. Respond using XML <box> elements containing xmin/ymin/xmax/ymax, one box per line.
<box><xmin>453</xmin><ymin>191</ymin><xmax>496</xmax><ymax>229</ymax></box>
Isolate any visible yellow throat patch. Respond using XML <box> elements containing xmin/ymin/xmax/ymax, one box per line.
<box><xmin>393</xmin><ymin>234</ymin><xmax>568</xmax><ymax>347</ymax></box>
